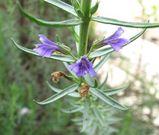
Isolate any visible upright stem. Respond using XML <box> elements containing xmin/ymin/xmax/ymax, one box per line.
<box><xmin>78</xmin><ymin>0</ymin><xmax>91</xmax><ymax>56</ymax></box>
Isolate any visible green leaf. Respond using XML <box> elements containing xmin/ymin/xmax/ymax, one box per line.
<box><xmin>71</xmin><ymin>0</ymin><xmax>80</xmax><ymax>10</ymax></box>
<box><xmin>93</xmin><ymin>108</ymin><xmax>104</xmax><ymax>125</ymax></box>
<box><xmin>89</xmin><ymin>28</ymin><xmax>146</xmax><ymax>58</ymax></box>
<box><xmin>94</xmin><ymin>54</ymin><xmax>110</xmax><ymax>72</ymax></box>
<box><xmin>92</xmin><ymin>16</ymin><xmax>159</xmax><ymax>28</ymax></box>
<box><xmin>98</xmin><ymin>73</ymin><xmax>108</xmax><ymax>89</ymax></box>
<box><xmin>84</xmin><ymin>74</ymin><xmax>95</xmax><ymax>87</ymax></box>
<box><xmin>46</xmin><ymin>81</ymin><xmax>80</xmax><ymax>97</ymax></box>
<box><xmin>19</xmin><ymin>5</ymin><xmax>81</xmax><ymax>27</ymax></box>
<box><xmin>35</xmin><ymin>84</ymin><xmax>79</xmax><ymax>105</ymax></box>
<box><xmin>91</xmin><ymin>1</ymin><xmax>99</xmax><ymax>15</ymax></box>
<box><xmin>90</xmin><ymin>88</ymin><xmax>128</xmax><ymax>110</ymax></box>
<box><xmin>12</xmin><ymin>39</ymin><xmax>74</xmax><ymax>62</ymax></box>
<box><xmin>62</xmin><ymin>106</ymin><xmax>84</xmax><ymax>113</ymax></box>
<box><xmin>89</xmin><ymin>46</ymin><xmax>113</xmax><ymax>58</ymax></box>
<box><xmin>103</xmin><ymin>84</ymin><xmax>129</xmax><ymax>96</ymax></box>
<box><xmin>44</xmin><ymin>0</ymin><xmax>77</xmax><ymax>16</ymax></box>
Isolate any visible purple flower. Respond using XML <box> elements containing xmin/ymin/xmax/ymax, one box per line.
<box><xmin>101</xmin><ymin>27</ymin><xmax>129</xmax><ymax>51</ymax></box>
<box><xmin>69</xmin><ymin>56</ymin><xmax>96</xmax><ymax>77</ymax></box>
<box><xmin>33</xmin><ymin>34</ymin><xmax>59</xmax><ymax>57</ymax></box>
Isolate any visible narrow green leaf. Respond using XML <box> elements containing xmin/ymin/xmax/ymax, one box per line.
<box><xmin>71</xmin><ymin>0</ymin><xmax>80</xmax><ymax>10</ymax></box>
<box><xmin>44</xmin><ymin>0</ymin><xmax>77</xmax><ymax>16</ymax></box>
<box><xmin>103</xmin><ymin>84</ymin><xmax>129</xmax><ymax>96</ymax></box>
<box><xmin>90</xmin><ymin>88</ymin><xmax>128</xmax><ymax>110</ymax></box>
<box><xmin>12</xmin><ymin>39</ymin><xmax>74</xmax><ymax>62</ymax></box>
<box><xmin>94</xmin><ymin>54</ymin><xmax>110</xmax><ymax>72</ymax></box>
<box><xmin>92</xmin><ymin>16</ymin><xmax>159</xmax><ymax>28</ymax></box>
<box><xmin>98</xmin><ymin>73</ymin><xmax>108</xmax><ymax>89</ymax></box>
<box><xmin>62</xmin><ymin>106</ymin><xmax>84</xmax><ymax>113</ymax></box>
<box><xmin>35</xmin><ymin>84</ymin><xmax>79</xmax><ymax>105</ymax></box>
<box><xmin>84</xmin><ymin>74</ymin><xmax>95</xmax><ymax>87</ymax></box>
<box><xmin>19</xmin><ymin>5</ymin><xmax>81</xmax><ymax>27</ymax></box>
<box><xmin>46</xmin><ymin>81</ymin><xmax>80</xmax><ymax>97</ymax></box>
<box><xmin>89</xmin><ymin>46</ymin><xmax>113</xmax><ymax>58</ymax></box>
<box><xmin>91</xmin><ymin>1</ymin><xmax>99</xmax><ymax>15</ymax></box>
<box><xmin>89</xmin><ymin>28</ymin><xmax>146</xmax><ymax>58</ymax></box>
<box><xmin>93</xmin><ymin>108</ymin><xmax>104</xmax><ymax>125</ymax></box>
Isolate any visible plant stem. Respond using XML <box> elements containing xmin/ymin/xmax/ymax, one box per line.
<box><xmin>78</xmin><ymin>0</ymin><xmax>91</xmax><ymax>56</ymax></box>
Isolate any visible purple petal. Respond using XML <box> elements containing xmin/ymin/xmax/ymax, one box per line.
<box><xmin>69</xmin><ymin>63</ymin><xmax>86</xmax><ymax>77</ymax></box>
<box><xmin>69</xmin><ymin>63</ymin><xmax>80</xmax><ymax>73</ymax></box>
<box><xmin>109</xmin><ymin>38</ymin><xmax>129</xmax><ymax>51</ymax></box>
<box><xmin>33</xmin><ymin>47</ymin><xmax>55</xmax><ymax>57</ymax></box>
<box><xmin>68</xmin><ymin>56</ymin><xmax>96</xmax><ymax>77</ymax></box>
<box><xmin>33</xmin><ymin>34</ymin><xmax>60</xmax><ymax>57</ymax></box>
<box><xmin>82</xmin><ymin>57</ymin><xmax>96</xmax><ymax>77</ymax></box>
<box><xmin>33</xmin><ymin>44</ymin><xmax>58</xmax><ymax>57</ymax></box>
<box><xmin>35</xmin><ymin>43</ymin><xmax>59</xmax><ymax>50</ymax></box>
<box><xmin>103</xmin><ymin>27</ymin><xmax>124</xmax><ymax>44</ymax></box>
<box><xmin>88</xmin><ymin>67</ymin><xmax>96</xmax><ymax>77</ymax></box>
<box><xmin>38</xmin><ymin>34</ymin><xmax>57</xmax><ymax>46</ymax></box>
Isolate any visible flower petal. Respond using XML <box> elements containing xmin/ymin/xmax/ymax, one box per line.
<box><xmin>68</xmin><ymin>56</ymin><xmax>96</xmax><ymax>77</ymax></box>
<box><xmin>33</xmin><ymin>47</ymin><xmax>55</xmax><ymax>57</ymax></box>
<box><xmin>33</xmin><ymin>34</ymin><xmax>60</xmax><ymax>57</ymax></box>
<box><xmin>88</xmin><ymin>67</ymin><xmax>96</xmax><ymax>77</ymax></box>
<box><xmin>69</xmin><ymin>63</ymin><xmax>80</xmax><ymax>73</ymax></box>
<box><xmin>38</xmin><ymin>34</ymin><xmax>57</xmax><ymax>46</ymax></box>
<box><xmin>109</xmin><ymin>38</ymin><xmax>129</xmax><ymax>51</ymax></box>
<box><xmin>81</xmin><ymin>57</ymin><xmax>96</xmax><ymax>77</ymax></box>
<box><xmin>103</xmin><ymin>27</ymin><xmax>124</xmax><ymax>44</ymax></box>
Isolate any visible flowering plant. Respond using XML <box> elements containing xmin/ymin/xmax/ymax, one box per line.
<box><xmin>12</xmin><ymin>0</ymin><xmax>159</xmax><ymax>134</ymax></box>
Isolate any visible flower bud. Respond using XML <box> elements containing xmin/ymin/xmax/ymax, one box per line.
<box><xmin>79</xmin><ymin>83</ymin><xmax>90</xmax><ymax>97</ymax></box>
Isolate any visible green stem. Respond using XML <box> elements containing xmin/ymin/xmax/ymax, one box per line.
<box><xmin>78</xmin><ymin>0</ymin><xmax>91</xmax><ymax>56</ymax></box>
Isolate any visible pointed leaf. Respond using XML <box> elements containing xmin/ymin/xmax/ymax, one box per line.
<box><xmin>89</xmin><ymin>46</ymin><xmax>113</xmax><ymax>58</ymax></box>
<box><xmin>89</xmin><ymin>28</ymin><xmax>146</xmax><ymax>58</ymax></box>
<box><xmin>98</xmin><ymin>73</ymin><xmax>108</xmax><ymax>89</ymax></box>
<box><xmin>62</xmin><ymin>106</ymin><xmax>84</xmax><ymax>113</ymax></box>
<box><xmin>90</xmin><ymin>88</ymin><xmax>128</xmax><ymax>110</ymax></box>
<box><xmin>84</xmin><ymin>74</ymin><xmax>95</xmax><ymax>87</ymax></box>
<box><xmin>94</xmin><ymin>54</ymin><xmax>110</xmax><ymax>72</ymax></box>
<box><xmin>35</xmin><ymin>84</ymin><xmax>79</xmax><ymax>105</ymax></box>
<box><xmin>12</xmin><ymin>39</ymin><xmax>74</xmax><ymax>62</ymax></box>
<box><xmin>46</xmin><ymin>81</ymin><xmax>80</xmax><ymax>97</ymax></box>
<box><xmin>44</xmin><ymin>0</ymin><xmax>77</xmax><ymax>16</ymax></box>
<box><xmin>92</xmin><ymin>16</ymin><xmax>159</xmax><ymax>28</ymax></box>
<box><xmin>103</xmin><ymin>84</ymin><xmax>129</xmax><ymax>96</ymax></box>
<box><xmin>93</xmin><ymin>108</ymin><xmax>104</xmax><ymax>125</ymax></box>
<box><xmin>19</xmin><ymin>5</ymin><xmax>81</xmax><ymax>27</ymax></box>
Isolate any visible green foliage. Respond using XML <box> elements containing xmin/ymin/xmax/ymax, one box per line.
<box><xmin>118</xmin><ymin>111</ymin><xmax>153</xmax><ymax>135</ymax></box>
<box><xmin>18</xmin><ymin>3</ymin><xmax>82</xmax><ymax>27</ymax></box>
<box><xmin>0</xmin><ymin>0</ymin><xmax>80</xmax><ymax>135</ymax></box>
<box><xmin>44</xmin><ymin>0</ymin><xmax>77</xmax><ymax>16</ymax></box>
<box><xmin>92</xmin><ymin>16</ymin><xmax>159</xmax><ymax>28</ymax></box>
<box><xmin>1</xmin><ymin>0</ymin><xmax>159</xmax><ymax>135</ymax></box>
<box><xmin>36</xmin><ymin>84</ymin><xmax>79</xmax><ymax>105</ymax></box>
<box><xmin>12</xmin><ymin>39</ymin><xmax>75</xmax><ymax>62</ymax></box>
<box><xmin>90</xmin><ymin>88</ymin><xmax>127</xmax><ymax>110</ymax></box>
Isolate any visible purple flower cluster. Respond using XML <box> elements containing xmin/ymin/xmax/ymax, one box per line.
<box><xmin>33</xmin><ymin>27</ymin><xmax>128</xmax><ymax>77</ymax></box>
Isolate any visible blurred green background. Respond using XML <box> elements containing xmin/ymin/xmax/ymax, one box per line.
<box><xmin>0</xmin><ymin>0</ymin><xmax>159</xmax><ymax>135</ymax></box>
